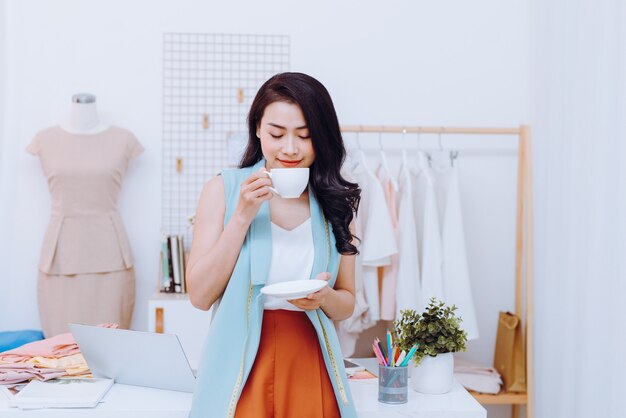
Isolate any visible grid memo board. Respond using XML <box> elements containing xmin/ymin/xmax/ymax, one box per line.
<box><xmin>162</xmin><ymin>33</ymin><xmax>290</xmax><ymax>248</ymax></box>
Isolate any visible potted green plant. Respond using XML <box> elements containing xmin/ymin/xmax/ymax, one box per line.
<box><xmin>394</xmin><ymin>298</ymin><xmax>468</xmax><ymax>394</ymax></box>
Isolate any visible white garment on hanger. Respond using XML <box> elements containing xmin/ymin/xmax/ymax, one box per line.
<box><xmin>377</xmin><ymin>165</ymin><xmax>400</xmax><ymax>321</ymax></box>
<box><xmin>410</xmin><ymin>154</ymin><xmax>427</xmax><ymax>271</ymax></box>
<box><xmin>336</xmin><ymin>161</ymin><xmax>375</xmax><ymax>356</ymax></box>
<box><xmin>417</xmin><ymin>152</ymin><xmax>445</xmax><ymax>311</ymax></box>
<box><xmin>431</xmin><ymin>159</ymin><xmax>480</xmax><ymax>340</ymax></box>
<box><xmin>359</xmin><ymin>151</ymin><xmax>397</xmax><ymax>321</ymax></box>
<box><xmin>395</xmin><ymin>155</ymin><xmax>422</xmax><ymax>317</ymax></box>
<box><xmin>379</xmin><ymin>148</ymin><xmax>398</xmax><ymax>192</ymax></box>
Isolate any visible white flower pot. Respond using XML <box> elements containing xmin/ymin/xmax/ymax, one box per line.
<box><xmin>410</xmin><ymin>352</ymin><xmax>454</xmax><ymax>394</ymax></box>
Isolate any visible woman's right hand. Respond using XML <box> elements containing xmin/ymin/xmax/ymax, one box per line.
<box><xmin>234</xmin><ymin>167</ymin><xmax>275</xmax><ymax>224</ymax></box>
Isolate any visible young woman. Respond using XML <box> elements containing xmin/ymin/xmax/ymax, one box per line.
<box><xmin>187</xmin><ymin>72</ymin><xmax>360</xmax><ymax>418</ymax></box>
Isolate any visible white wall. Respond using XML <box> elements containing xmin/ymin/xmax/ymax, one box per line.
<box><xmin>0</xmin><ymin>0</ymin><xmax>6</xmax><ymax>316</ymax></box>
<box><xmin>0</xmin><ymin>2</ymin><xmax>529</xmax><ymax>414</ymax></box>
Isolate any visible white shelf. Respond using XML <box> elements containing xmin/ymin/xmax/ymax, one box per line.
<box><xmin>150</xmin><ymin>290</ymin><xmax>191</xmax><ymax>301</ymax></box>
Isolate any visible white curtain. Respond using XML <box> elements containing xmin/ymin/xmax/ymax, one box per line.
<box><xmin>532</xmin><ymin>1</ymin><xmax>626</xmax><ymax>417</ymax></box>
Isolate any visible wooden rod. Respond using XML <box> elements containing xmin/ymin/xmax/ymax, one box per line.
<box><xmin>512</xmin><ymin>405</ymin><xmax>520</xmax><ymax>418</ymax></box>
<box><xmin>521</xmin><ymin>124</ymin><xmax>534</xmax><ymax>418</ymax></box>
<box><xmin>340</xmin><ymin>125</ymin><xmax>521</xmax><ymax>135</ymax></box>
<box><xmin>514</xmin><ymin>129</ymin><xmax>525</xmax><ymax>317</ymax></box>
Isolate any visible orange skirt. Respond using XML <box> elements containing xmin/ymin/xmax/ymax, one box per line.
<box><xmin>235</xmin><ymin>309</ymin><xmax>340</xmax><ymax>418</ymax></box>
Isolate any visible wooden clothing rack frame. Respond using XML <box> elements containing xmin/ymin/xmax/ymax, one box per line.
<box><xmin>340</xmin><ymin>125</ymin><xmax>534</xmax><ymax>418</ymax></box>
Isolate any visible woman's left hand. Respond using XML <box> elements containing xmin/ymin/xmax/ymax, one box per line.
<box><xmin>287</xmin><ymin>272</ymin><xmax>332</xmax><ymax>311</ymax></box>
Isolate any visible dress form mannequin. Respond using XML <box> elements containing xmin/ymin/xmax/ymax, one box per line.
<box><xmin>27</xmin><ymin>95</ymin><xmax>144</xmax><ymax>337</ymax></box>
<box><xmin>59</xmin><ymin>93</ymin><xmax>111</xmax><ymax>134</ymax></box>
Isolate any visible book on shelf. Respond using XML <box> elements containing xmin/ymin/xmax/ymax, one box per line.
<box><xmin>159</xmin><ymin>234</ymin><xmax>188</xmax><ymax>294</ymax></box>
<box><xmin>169</xmin><ymin>235</ymin><xmax>182</xmax><ymax>293</ymax></box>
<box><xmin>160</xmin><ymin>233</ymin><xmax>171</xmax><ymax>291</ymax></box>
<box><xmin>177</xmin><ymin>235</ymin><xmax>187</xmax><ymax>293</ymax></box>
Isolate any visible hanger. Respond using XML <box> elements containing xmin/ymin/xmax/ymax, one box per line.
<box><xmin>399</xmin><ymin>128</ymin><xmax>409</xmax><ymax>177</ymax></box>
<box><xmin>428</xmin><ymin>129</ymin><xmax>451</xmax><ymax>172</ymax></box>
<box><xmin>438</xmin><ymin>131</ymin><xmax>443</xmax><ymax>151</ymax></box>
<box><xmin>449</xmin><ymin>150</ymin><xmax>459</xmax><ymax>167</ymax></box>
<box><xmin>410</xmin><ymin>128</ymin><xmax>423</xmax><ymax>176</ymax></box>
<box><xmin>400</xmin><ymin>128</ymin><xmax>408</xmax><ymax>166</ymax></box>
<box><xmin>345</xmin><ymin>130</ymin><xmax>364</xmax><ymax>174</ymax></box>
<box><xmin>378</xmin><ymin>131</ymin><xmax>398</xmax><ymax>191</ymax></box>
<box><xmin>418</xmin><ymin>150</ymin><xmax>433</xmax><ymax>185</ymax></box>
<box><xmin>356</xmin><ymin>129</ymin><xmax>372</xmax><ymax>174</ymax></box>
<box><xmin>422</xmin><ymin>129</ymin><xmax>441</xmax><ymax>169</ymax></box>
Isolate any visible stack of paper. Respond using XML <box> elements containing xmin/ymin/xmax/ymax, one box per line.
<box><xmin>1</xmin><ymin>377</ymin><xmax>113</xmax><ymax>410</ymax></box>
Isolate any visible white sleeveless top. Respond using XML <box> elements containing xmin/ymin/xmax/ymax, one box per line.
<box><xmin>263</xmin><ymin>218</ymin><xmax>314</xmax><ymax>311</ymax></box>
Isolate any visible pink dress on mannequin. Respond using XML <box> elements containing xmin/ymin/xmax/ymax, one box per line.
<box><xmin>27</xmin><ymin>125</ymin><xmax>143</xmax><ymax>337</ymax></box>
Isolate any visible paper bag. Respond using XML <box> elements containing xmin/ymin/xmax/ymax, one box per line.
<box><xmin>493</xmin><ymin>311</ymin><xmax>526</xmax><ymax>392</ymax></box>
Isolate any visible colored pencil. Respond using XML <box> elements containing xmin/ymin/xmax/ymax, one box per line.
<box><xmin>399</xmin><ymin>345</ymin><xmax>419</xmax><ymax>367</ymax></box>
<box><xmin>386</xmin><ymin>331</ymin><xmax>393</xmax><ymax>368</ymax></box>
<box><xmin>375</xmin><ymin>338</ymin><xmax>388</xmax><ymax>365</ymax></box>
<box><xmin>396</xmin><ymin>350</ymin><xmax>406</xmax><ymax>366</ymax></box>
<box><xmin>372</xmin><ymin>343</ymin><xmax>387</xmax><ymax>366</ymax></box>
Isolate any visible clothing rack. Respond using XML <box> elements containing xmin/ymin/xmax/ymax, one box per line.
<box><xmin>341</xmin><ymin>125</ymin><xmax>521</xmax><ymax>135</ymax></box>
<box><xmin>340</xmin><ymin>125</ymin><xmax>534</xmax><ymax>418</ymax></box>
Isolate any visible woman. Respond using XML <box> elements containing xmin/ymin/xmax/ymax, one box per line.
<box><xmin>187</xmin><ymin>72</ymin><xmax>360</xmax><ymax>418</ymax></box>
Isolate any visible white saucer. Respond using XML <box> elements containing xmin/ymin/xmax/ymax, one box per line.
<box><xmin>260</xmin><ymin>279</ymin><xmax>328</xmax><ymax>300</ymax></box>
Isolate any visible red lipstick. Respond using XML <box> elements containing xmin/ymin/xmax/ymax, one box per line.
<box><xmin>277</xmin><ymin>158</ymin><xmax>302</xmax><ymax>168</ymax></box>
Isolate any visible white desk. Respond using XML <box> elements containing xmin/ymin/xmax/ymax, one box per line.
<box><xmin>0</xmin><ymin>384</ymin><xmax>190</xmax><ymax>418</ymax></box>
<box><xmin>350</xmin><ymin>379</ymin><xmax>485</xmax><ymax>418</ymax></box>
<box><xmin>0</xmin><ymin>379</ymin><xmax>485</xmax><ymax>418</ymax></box>
<box><xmin>348</xmin><ymin>356</ymin><xmax>485</xmax><ymax>418</ymax></box>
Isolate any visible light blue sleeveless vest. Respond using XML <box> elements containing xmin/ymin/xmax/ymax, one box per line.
<box><xmin>189</xmin><ymin>159</ymin><xmax>357</xmax><ymax>418</ymax></box>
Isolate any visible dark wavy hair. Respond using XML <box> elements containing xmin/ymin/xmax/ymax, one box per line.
<box><xmin>240</xmin><ymin>72</ymin><xmax>361</xmax><ymax>255</ymax></box>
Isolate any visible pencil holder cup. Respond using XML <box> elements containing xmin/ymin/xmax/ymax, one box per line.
<box><xmin>378</xmin><ymin>365</ymin><xmax>408</xmax><ymax>404</ymax></box>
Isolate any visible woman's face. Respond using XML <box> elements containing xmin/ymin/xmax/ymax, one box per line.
<box><xmin>256</xmin><ymin>101</ymin><xmax>315</xmax><ymax>170</ymax></box>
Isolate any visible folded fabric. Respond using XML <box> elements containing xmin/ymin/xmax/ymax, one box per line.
<box><xmin>454</xmin><ymin>359</ymin><xmax>503</xmax><ymax>394</ymax></box>
<box><xmin>28</xmin><ymin>353</ymin><xmax>89</xmax><ymax>376</ymax></box>
<box><xmin>0</xmin><ymin>363</ymin><xmax>66</xmax><ymax>385</ymax></box>
<box><xmin>0</xmin><ymin>323</ymin><xmax>118</xmax><ymax>364</ymax></box>
<box><xmin>455</xmin><ymin>372</ymin><xmax>502</xmax><ymax>394</ymax></box>
<box><xmin>0</xmin><ymin>332</ymin><xmax>77</xmax><ymax>363</ymax></box>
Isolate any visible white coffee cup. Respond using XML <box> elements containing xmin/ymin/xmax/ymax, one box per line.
<box><xmin>264</xmin><ymin>168</ymin><xmax>310</xmax><ymax>198</ymax></box>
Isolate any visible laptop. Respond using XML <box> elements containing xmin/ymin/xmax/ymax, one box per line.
<box><xmin>68</xmin><ymin>323</ymin><xmax>196</xmax><ymax>393</ymax></box>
